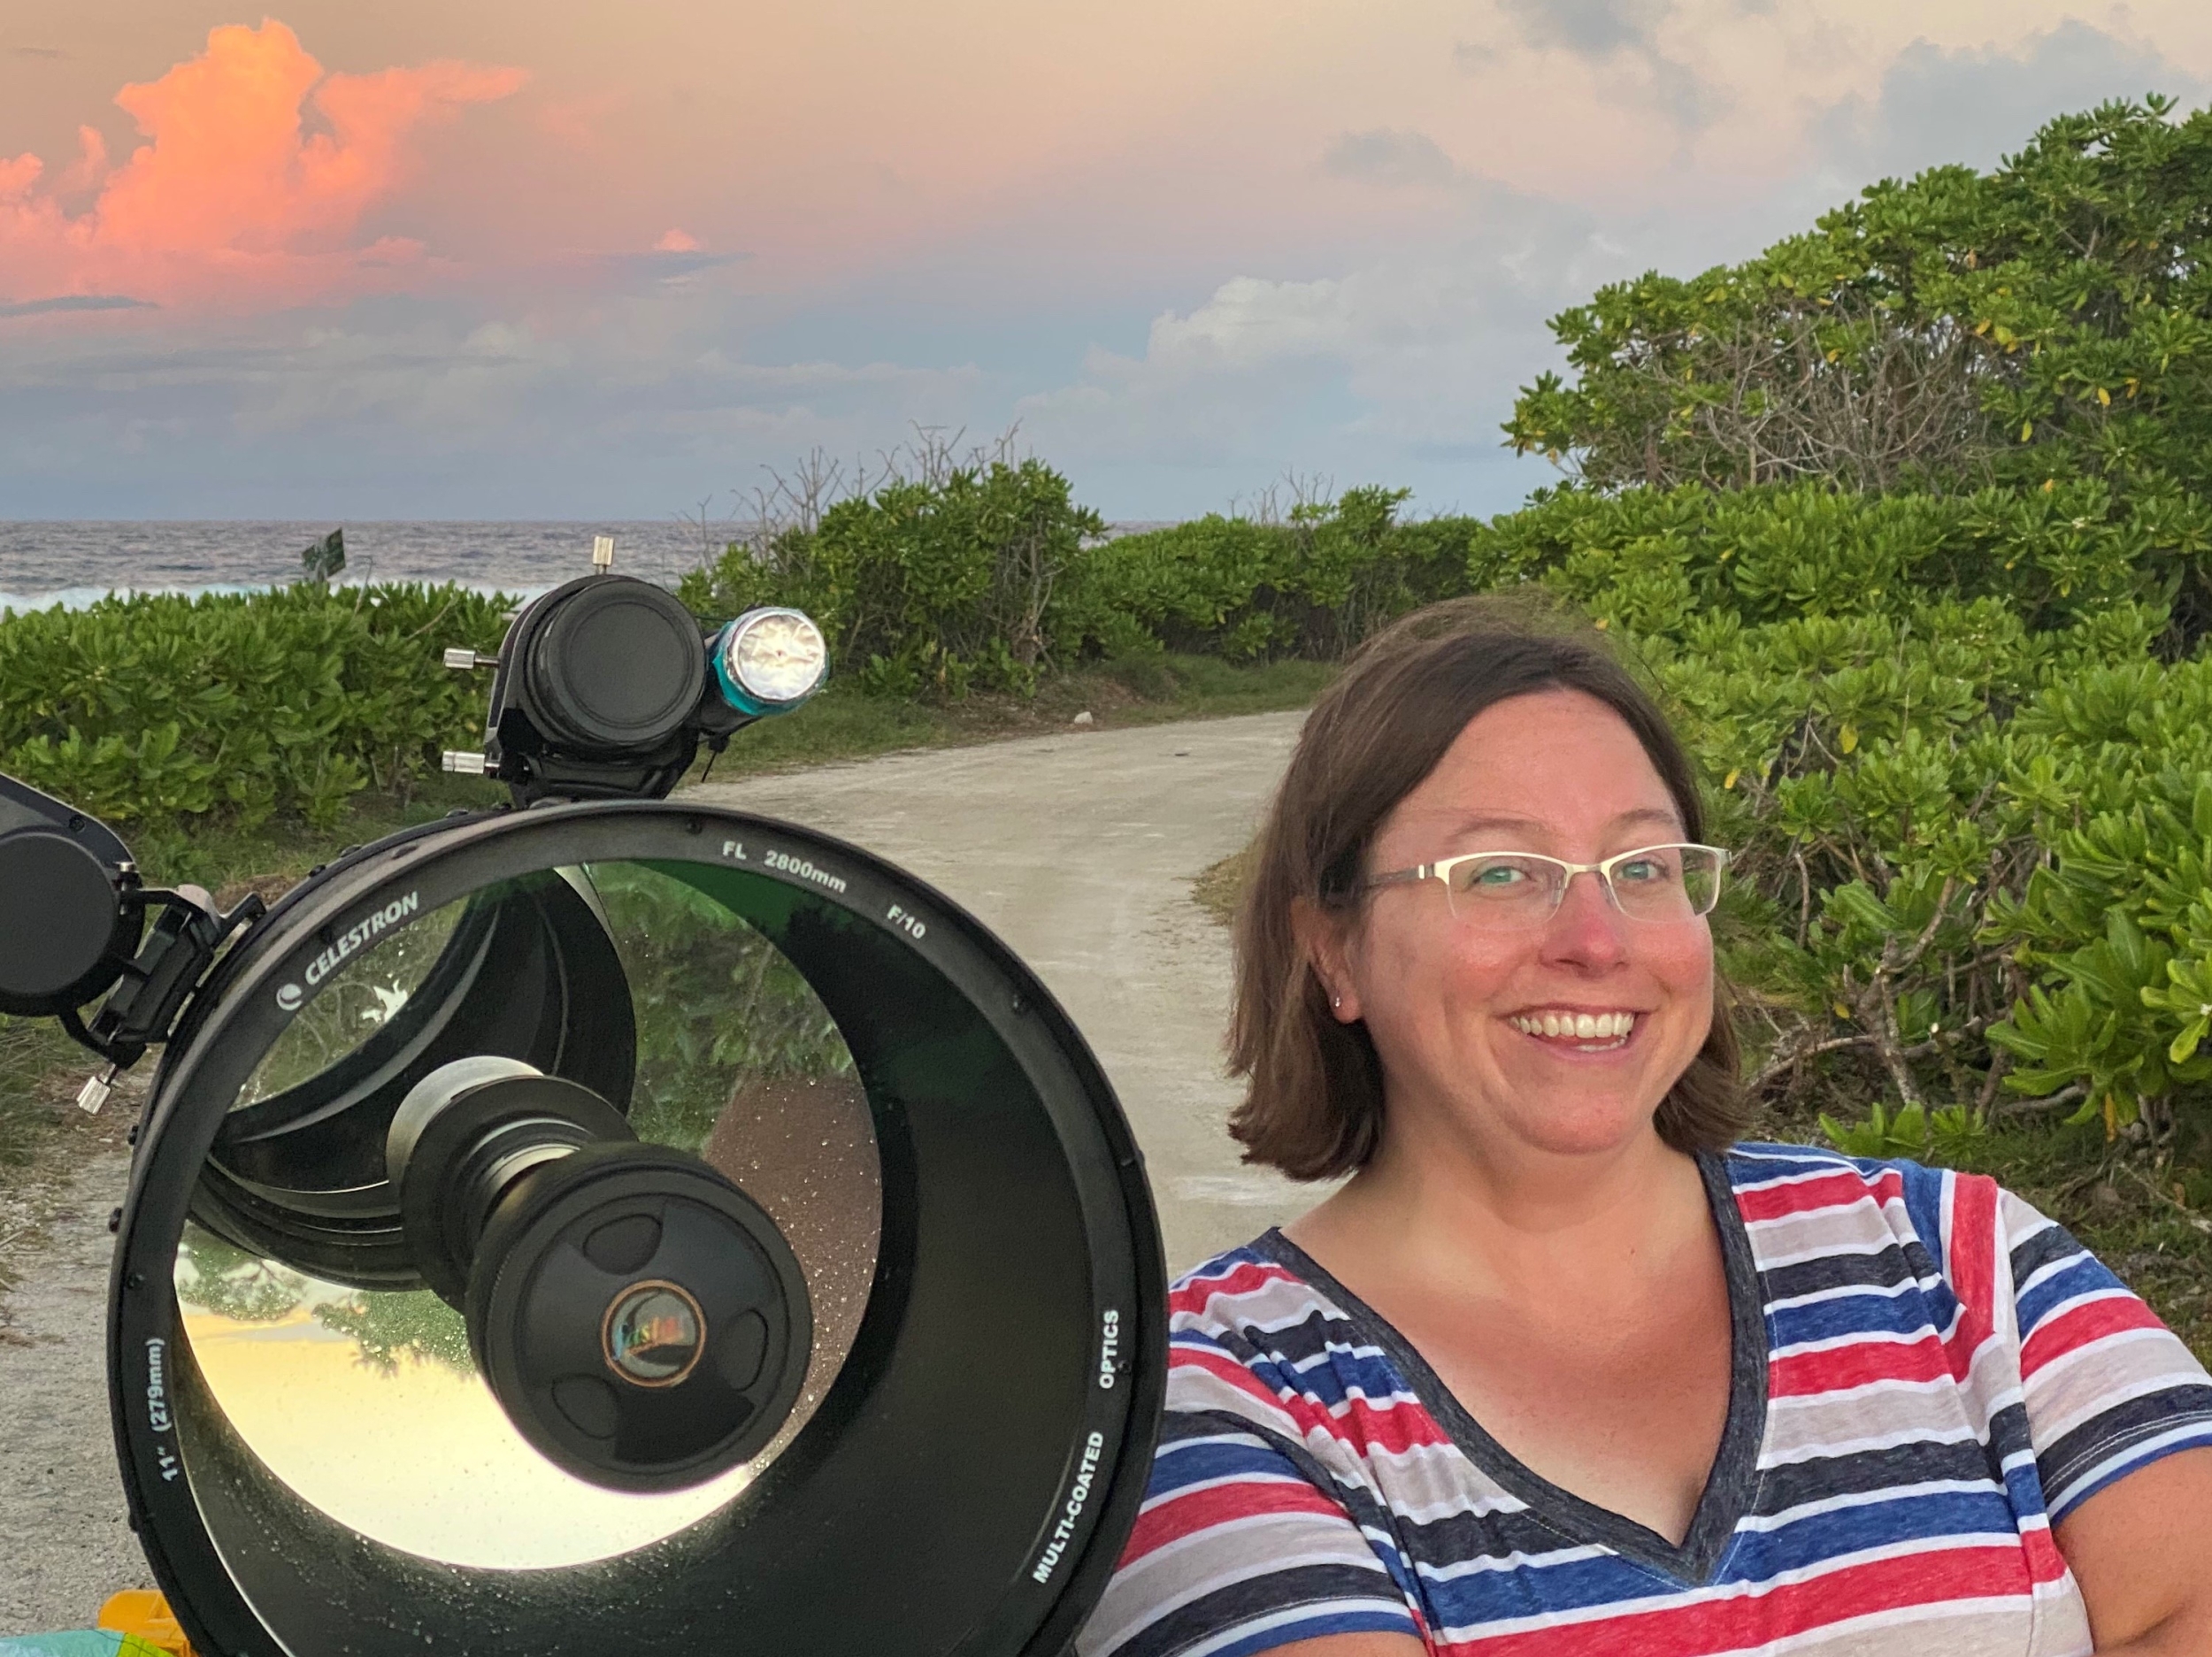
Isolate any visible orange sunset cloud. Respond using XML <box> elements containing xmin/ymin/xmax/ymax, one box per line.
<box><xmin>0</xmin><ymin>19</ymin><xmax>526</xmax><ymax>311</ymax></box>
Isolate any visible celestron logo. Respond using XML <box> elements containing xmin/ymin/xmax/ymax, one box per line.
<box><xmin>603</xmin><ymin>1280</ymin><xmax>706</xmax><ymax>1388</ymax></box>
<box><xmin>278</xmin><ymin>891</ymin><xmax>422</xmax><ymax>1009</ymax></box>
<box><xmin>1031</xmin><ymin>1431</ymin><xmax>1106</xmax><ymax>1584</ymax></box>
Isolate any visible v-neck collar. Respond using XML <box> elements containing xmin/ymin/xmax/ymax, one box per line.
<box><xmin>1252</xmin><ymin>1149</ymin><xmax>1767</xmax><ymax>1587</ymax></box>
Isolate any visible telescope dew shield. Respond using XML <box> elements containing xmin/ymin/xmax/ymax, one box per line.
<box><xmin>110</xmin><ymin>802</ymin><xmax>1164</xmax><ymax>1657</ymax></box>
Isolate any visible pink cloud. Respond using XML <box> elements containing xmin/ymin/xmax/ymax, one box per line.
<box><xmin>0</xmin><ymin>19</ymin><xmax>526</xmax><ymax>311</ymax></box>
<box><xmin>653</xmin><ymin>227</ymin><xmax>702</xmax><ymax>252</ymax></box>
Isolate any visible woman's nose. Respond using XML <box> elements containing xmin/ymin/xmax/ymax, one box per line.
<box><xmin>1540</xmin><ymin>869</ymin><xmax>1629</xmax><ymax>965</ymax></box>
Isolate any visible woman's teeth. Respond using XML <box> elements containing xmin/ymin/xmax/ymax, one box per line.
<box><xmin>1509</xmin><ymin>1010</ymin><xmax>1638</xmax><ymax>1047</ymax></box>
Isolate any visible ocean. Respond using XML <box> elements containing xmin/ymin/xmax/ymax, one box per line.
<box><xmin>0</xmin><ymin>521</ymin><xmax>725</xmax><ymax>616</ymax></box>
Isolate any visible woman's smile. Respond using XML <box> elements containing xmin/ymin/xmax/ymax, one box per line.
<box><xmin>1504</xmin><ymin>1006</ymin><xmax>1644</xmax><ymax>1055</ymax></box>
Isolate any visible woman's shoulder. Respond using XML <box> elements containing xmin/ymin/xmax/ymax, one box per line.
<box><xmin>1160</xmin><ymin>1237</ymin><xmax>1443</xmax><ymax>1466</ymax></box>
<box><xmin>1721</xmin><ymin>1138</ymin><xmax>2001</xmax><ymax>1234</ymax></box>
<box><xmin>1166</xmin><ymin>1234</ymin><xmax>1339</xmax><ymax>1345</ymax></box>
<box><xmin>1164</xmin><ymin>1239</ymin><xmax>1372</xmax><ymax>1398</ymax></box>
<box><xmin>1719</xmin><ymin>1139</ymin><xmax>2106</xmax><ymax>1306</ymax></box>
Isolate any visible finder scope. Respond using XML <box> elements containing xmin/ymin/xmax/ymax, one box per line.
<box><xmin>449</xmin><ymin>573</ymin><xmax>830</xmax><ymax>804</ymax></box>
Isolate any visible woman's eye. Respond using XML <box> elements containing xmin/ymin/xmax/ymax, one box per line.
<box><xmin>1617</xmin><ymin>858</ymin><xmax>1669</xmax><ymax>884</ymax></box>
<box><xmin>1471</xmin><ymin>863</ymin><xmax>1525</xmax><ymax>886</ymax></box>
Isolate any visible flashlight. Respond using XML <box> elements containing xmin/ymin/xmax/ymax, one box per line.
<box><xmin>710</xmin><ymin>607</ymin><xmax>830</xmax><ymax>717</ymax></box>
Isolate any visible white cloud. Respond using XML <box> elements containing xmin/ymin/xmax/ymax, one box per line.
<box><xmin>1014</xmin><ymin>182</ymin><xmax>1617</xmax><ymax>493</ymax></box>
<box><xmin>1811</xmin><ymin>21</ymin><xmax>2206</xmax><ymax>185</ymax></box>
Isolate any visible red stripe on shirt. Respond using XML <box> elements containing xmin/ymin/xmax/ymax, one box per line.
<box><xmin>1436</xmin><ymin>1543</ymin><xmax>2032</xmax><ymax>1657</ymax></box>
<box><xmin>1170</xmin><ymin>1342</ymin><xmax>1456</xmax><ymax>1457</ymax></box>
<box><xmin>1770</xmin><ymin>1330</ymin><xmax>1950</xmax><ymax>1396</ymax></box>
<box><xmin>2020</xmin><ymin>1293</ymin><xmax>2168</xmax><ymax>1380</ymax></box>
<box><xmin>1736</xmin><ymin>1166</ymin><xmax>1904</xmax><ymax>1223</ymax></box>
<box><xmin>2017</xmin><ymin>1522</ymin><xmax>2071</xmax><ymax>1586</ymax></box>
<box><xmin>1168</xmin><ymin>1258</ymin><xmax>1302</xmax><ymax>1320</ymax></box>
<box><xmin>1942</xmin><ymin>1173</ymin><xmax>1997</xmax><ymax>1383</ymax></box>
<box><xmin>1121</xmin><ymin>1475</ymin><xmax>1353</xmax><ymax>1560</ymax></box>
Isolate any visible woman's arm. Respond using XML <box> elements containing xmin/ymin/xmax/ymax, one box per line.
<box><xmin>1271</xmin><ymin>1638</ymin><xmax>1427</xmax><ymax>1657</ymax></box>
<box><xmin>2055</xmin><ymin>1445</ymin><xmax>2212</xmax><ymax>1653</ymax></box>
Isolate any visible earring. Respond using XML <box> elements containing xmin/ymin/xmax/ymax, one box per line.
<box><xmin>1331</xmin><ymin>993</ymin><xmax>1342</xmax><ymax>1010</ymax></box>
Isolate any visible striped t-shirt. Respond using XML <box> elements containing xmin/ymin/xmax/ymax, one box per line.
<box><xmin>1080</xmin><ymin>1143</ymin><xmax>2212</xmax><ymax>1657</ymax></box>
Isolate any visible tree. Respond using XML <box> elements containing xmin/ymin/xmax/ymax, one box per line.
<box><xmin>1506</xmin><ymin>97</ymin><xmax>2212</xmax><ymax>516</ymax></box>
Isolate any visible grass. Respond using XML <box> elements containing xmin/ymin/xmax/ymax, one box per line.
<box><xmin>1193</xmin><ymin>842</ymin><xmax>1257</xmax><ymax>929</ymax></box>
<box><xmin>687</xmin><ymin>651</ymin><xmax>1331</xmax><ymax>784</ymax></box>
<box><xmin>0</xmin><ymin>1014</ymin><xmax>81</xmax><ymax>1295</ymax></box>
<box><xmin>0</xmin><ymin>1019</ymin><xmax>68</xmax><ymax>1186</ymax></box>
<box><xmin>1187</xmin><ymin>848</ymin><xmax>2212</xmax><ymax>1365</ymax></box>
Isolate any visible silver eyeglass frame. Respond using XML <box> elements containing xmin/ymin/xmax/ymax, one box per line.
<box><xmin>1363</xmin><ymin>841</ymin><xmax>1732</xmax><ymax>924</ymax></box>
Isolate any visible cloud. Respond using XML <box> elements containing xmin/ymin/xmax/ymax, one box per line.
<box><xmin>1014</xmin><ymin>186</ymin><xmax>1619</xmax><ymax>504</ymax></box>
<box><xmin>604</xmin><ymin>242</ymin><xmax>745</xmax><ymax>287</ymax></box>
<box><xmin>1322</xmin><ymin>129</ymin><xmax>1474</xmax><ymax>191</ymax></box>
<box><xmin>9</xmin><ymin>45</ymin><xmax>65</xmax><ymax>59</ymax></box>
<box><xmin>0</xmin><ymin>285</ymin><xmax>1000</xmax><ymax>517</ymax></box>
<box><xmin>1482</xmin><ymin>0</ymin><xmax>1722</xmax><ymax>133</ymax></box>
<box><xmin>1813</xmin><ymin>21</ymin><xmax>2205</xmax><ymax>184</ymax></box>
<box><xmin>1500</xmin><ymin>0</ymin><xmax>1671</xmax><ymax>58</ymax></box>
<box><xmin>0</xmin><ymin>19</ymin><xmax>526</xmax><ymax>312</ymax></box>
<box><xmin>0</xmin><ymin>295</ymin><xmax>154</xmax><ymax>319</ymax></box>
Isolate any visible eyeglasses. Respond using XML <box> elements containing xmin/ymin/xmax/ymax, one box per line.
<box><xmin>1363</xmin><ymin>843</ymin><xmax>1730</xmax><ymax>929</ymax></box>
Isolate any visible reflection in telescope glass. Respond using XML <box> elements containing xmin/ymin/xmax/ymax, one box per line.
<box><xmin>173</xmin><ymin>857</ymin><xmax>878</xmax><ymax>1570</ymax></box>
<box><xmin>703</xmin><ymin>1070</ymin><xmax>879</xmax><ymax>1454</ymax></box>
<box><xmin>232</xmin><ymin>901</ymin><xmax>463</xmax><ymax>1110</ymax></box>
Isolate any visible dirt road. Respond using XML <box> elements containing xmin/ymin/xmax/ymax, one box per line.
<box><xmin>0</xmin><ymin>1139</ymin><xmax>147</xmax><ymax>1633</ymax></box>
<box><xmin>0</xmin><ymin>708</ymin><xmax>1315</xmax><ymax>1635</ymax></box>
<box><xmin>693</xmin><ymin>708</ymin><xmax>1319</xmax><ymax>1271</ymax></box>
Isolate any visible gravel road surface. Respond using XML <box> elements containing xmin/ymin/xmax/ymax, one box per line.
<box><xmin>0</xmin><ymin>708</ymin><xmax>1316</xmax><ymax>1635</ymax></box>
<box><xmin>693</xmin><ymin>709</ymin><xmax>1320</xmax><ymax>1272</ymax></box>
<box><xmin>0</xmin><ymin>1132</ymin><xmax>147</xmax><ymax>1634</ymax></box>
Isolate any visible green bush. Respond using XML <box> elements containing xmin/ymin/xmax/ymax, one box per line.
<box><xmin>680</xmin><ymin>457</ymin><xmax>1104</xmax><ymax>697</ymax></box>
<box><xmin>1058</xmin><ymin>487</ymin><xmax>1478</xmax><ymax>663</ymax></box>
<box><xmin>1502</xmin><ymin>96</ymin><xmax>2212</xmax><ymax>635</ymax></box>
<box><xmin>0</xmin><ymin>582</ymin><xmax>510</xmax><ymax>830</ymax></box>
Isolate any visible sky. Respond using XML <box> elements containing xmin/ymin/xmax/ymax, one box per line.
<box><xmin>1</xmin><ymin>2</ymin><xmax>2208</xmax><ymax>522</ymax></box>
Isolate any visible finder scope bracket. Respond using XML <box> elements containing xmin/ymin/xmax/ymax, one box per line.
<box><xmin>0</xmin><ymin>772</ymin><xmax>264</xmax><ymax>1069</ymax></box>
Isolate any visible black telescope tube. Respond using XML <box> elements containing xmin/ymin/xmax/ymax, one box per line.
<box><xmin>109</xmin><ymin>799</ymin><xmax>1166</xmax><ymax>1657</ymax></box>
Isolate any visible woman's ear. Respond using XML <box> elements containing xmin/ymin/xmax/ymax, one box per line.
<box><xmin>1292</xmin><ymin>895</ymin><xmax>1363</xmax><ymax>1024</ymax></box>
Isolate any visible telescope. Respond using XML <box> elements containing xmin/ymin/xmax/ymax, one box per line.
<box><xmin>0</xmin><ymin>567</ymin><xmax>1164</xmax><ymax>1655</ymax></box>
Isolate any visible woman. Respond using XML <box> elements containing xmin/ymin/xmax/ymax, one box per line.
<box><xmin>1080</xmin><ymin>599</ymin><xmax>2212</xmax><ymax>1657</ymax></box>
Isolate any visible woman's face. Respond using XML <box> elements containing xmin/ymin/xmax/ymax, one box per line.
<box><xmin>1320</xmin><ymin>688</ymin><xmax>1716</xmax><ymax>1162</ymax></box>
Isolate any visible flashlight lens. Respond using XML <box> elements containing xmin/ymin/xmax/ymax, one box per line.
<box><xmin>717</xmin><ymin>609</ymin><xmax>827</xmax><ymax>711</ymax></box>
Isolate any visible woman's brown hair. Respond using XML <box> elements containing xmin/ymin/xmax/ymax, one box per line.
<box><xmin>1227</xmin><ymin>595</ymin><xmax>1749</xmax><ymax>1180</ymax></box>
